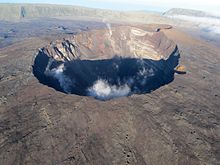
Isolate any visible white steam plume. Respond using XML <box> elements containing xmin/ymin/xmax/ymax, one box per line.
<box><xmin>106</xmin><ymin>23</ymin><xmax>112</xmax><ymax>37</ymax></box>
<box><xmin>103</xmin><ymin>18</ymin><xmax>112</xmax><ymax>37</ymax></box>
<box><xmin>45</xmin><ymin>63</ymin><xmax>73</xmax><ymax>93</ymax></box>
<box><xmin>167</xmin><ymin>15</ymin><xmax>220</xmax><ymax>34</ymax></box>
<box><xmin>138</xmin><ymin>67</ymin><xmax>155</xmax><ymax>86</ymax></box>
<box><xmin>87</xmin><ymin>79</ymin><xmax>130</xmax><ymax>100</ymax></box>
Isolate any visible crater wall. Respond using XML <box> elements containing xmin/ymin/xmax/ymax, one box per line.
<box><xmin>33</xmin><ymin>26</ymin><xmax>180</xmax><ymax>100</ymax></box>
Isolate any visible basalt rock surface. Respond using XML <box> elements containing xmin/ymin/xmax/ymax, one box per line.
<box><xmin>1</xmin><ymin>17</ymin><xmax>220</xmax><ymax>165</ymax></box>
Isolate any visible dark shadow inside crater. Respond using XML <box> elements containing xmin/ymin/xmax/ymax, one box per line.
<box><xmin>33</xmin><ymin>48</ymin><xmax>179</xmax><ymax>100</ymax></box>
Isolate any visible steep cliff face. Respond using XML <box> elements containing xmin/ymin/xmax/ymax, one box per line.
<box><xmin>33</xmin><ymin>25</ymin><xmax>180</xmax><ymax>100</ymax></box>
<box><xmin>41</xmin><ymin>38</ymin><xmax>80</xmax><ymax>62</ymax></box>
<box><xmin>0</xmin><ymin>4</ymin><xmax>105</xmax><ymax>20</ymax></box>
<box><xmin>0</xmin><ymin>3</ymin><xmax>170</xmax><ymax>24</ymax></box>
<box><xmin>41</xmin><ymin>26</ymin><xmax>177</xmax><ymax>61</ymax></box>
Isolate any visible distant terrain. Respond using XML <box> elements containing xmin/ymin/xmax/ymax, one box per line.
<box><xmin>163</xmin><ymin>8</ymin><xmax>220</xmax><ymax>19</ymax></box>
<box><xmin>163</xmin><ymin>8</ymin><xmax>220</xmax><ymax>47</ymax></box>
<box><xmin>0</xmin><ymin>3</ymin><xmax>167</xmax><ymax>23</ymax></box>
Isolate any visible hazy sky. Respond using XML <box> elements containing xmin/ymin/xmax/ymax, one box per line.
<box><xmin>1</xmin><ymin>0</ymin><xmax>220</xmax><ymax>13</ymax></box>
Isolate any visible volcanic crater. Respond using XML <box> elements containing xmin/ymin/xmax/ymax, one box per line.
<box><xmin>33</xmin><ymin>25</ymin><xmax>180</xmax><ymax>100</ymax></box>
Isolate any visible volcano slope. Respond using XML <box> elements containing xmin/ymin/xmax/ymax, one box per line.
<box><xmin>0</xmin><ymin>19</ymin><xmax>220</xmax><ymax>165</ymax></box>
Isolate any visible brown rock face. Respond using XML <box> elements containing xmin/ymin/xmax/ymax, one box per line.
<box><xmin>175</xmin><ymin>65</ymin><xmax>187</xmax><ymax>74</ymax></box>
<box><xmin>33</xmin><ymin>25</ymin><xmax>180</xmax><ymax>100</ymax></box>
<box><xmin>41</xmin><ymin>26</ymin><xmax>177</xmax><ymax>61</ymax></box>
